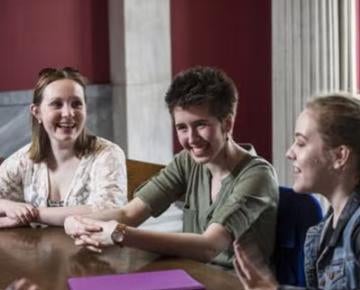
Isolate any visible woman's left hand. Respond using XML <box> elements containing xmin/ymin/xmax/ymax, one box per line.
<box><xmin>233</xmin><ymin>240</ymin><xmax>278</xmax><ymax>290</ymax></box>
<box><xmin>74</xmin><ymin>219</ymin><xmax>119</xmax><ymax>253</ymax></box>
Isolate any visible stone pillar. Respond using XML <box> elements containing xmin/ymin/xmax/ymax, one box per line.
<box><xmin>109</xmin><ymin>0</ymin><xmax>173</xmax><ymax>164</ymax></box>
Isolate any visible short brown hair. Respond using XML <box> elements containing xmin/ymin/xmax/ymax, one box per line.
<box><xmin>165</xmin><ymin>66</ymin><xmax>238</xmax><ymax>121</ymax></box>
<box><xmin>29</xmin><ymin>67</ymin><xmax>96</xmax><ymax>162</ymax></box>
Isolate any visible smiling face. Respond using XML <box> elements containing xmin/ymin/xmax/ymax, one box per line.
<box><xmin>286</xmin><ymin>109</ymin><xmax>336</xmax><ymax>194</ymax></box>
<box><xmin>31</xmin><ymin>79</ymin><xmax>86</xmax><ymax>148</ymax></box>
<box><xmin>173</xmin><ymin>104</ymin><xmax>231</xmax><ymax>165</ymax></box>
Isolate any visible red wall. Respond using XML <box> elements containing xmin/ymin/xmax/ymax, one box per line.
<box><xmin>0</xmin><ymin>0</ymin><xmax>109</xmax><ymax>91</ymax></box>
<box><xmin>171</xmin><ymin>0</ymin><xmax>272</xmax><ymax>161</ymax></box>
<box><xmin>0</xmin><ymin>1</ymin><xmax>272</xmax><ymax>160</ymax></box>
<box><xmin>358</xmin><ymin>0</ymin><xmax>360</xmax><ymax>91</ymax></box>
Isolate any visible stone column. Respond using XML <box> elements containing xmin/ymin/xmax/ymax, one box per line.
<box><xmin>109</xmin><ymin>0</ymin><xmax>173</xmax><ymax>164</ymax></box>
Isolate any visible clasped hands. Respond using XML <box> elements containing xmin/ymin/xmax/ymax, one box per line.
<box><xmin>64</xmin><ymin>216</ymin><xmax>119</xmax><ymax>252</ymax></box>
<box><xmin>0</xmin><ymin>200</ymin><xmax>39</xmax><ymax>228</ymax></box>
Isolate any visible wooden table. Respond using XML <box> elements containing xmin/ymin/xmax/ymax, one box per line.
<box><xmin>0</xmin><ymin>227</ymin><xmax>242</xmax><ymax>290</ymax></box>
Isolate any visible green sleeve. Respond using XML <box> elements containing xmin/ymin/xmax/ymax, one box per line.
<box><xmin>134</xmin><ymin>151</ymin><xmax>190</xmax><ymax>217</ymax></box>
<box><xmin>210</xmin><ymin>160</ymin><xmax>278</xmax><ymax>239</ymax></box>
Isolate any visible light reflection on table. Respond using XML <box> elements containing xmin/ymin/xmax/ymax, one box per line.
<box><xmin>0</xmin><ymin>227</ymin><xmax>242</xmax><ymax>290</ymax></box>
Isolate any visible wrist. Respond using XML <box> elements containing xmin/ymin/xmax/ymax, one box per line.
<box><xmin>111</xmin><ymin>223</ymin><xmax>127</xmax><ymax>247</ymax></box>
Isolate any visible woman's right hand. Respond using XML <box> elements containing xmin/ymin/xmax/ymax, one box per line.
<box><xmin>0</xmin><ymin>200</ymin><xmax>38</xmax><ymax>224</ymax></box>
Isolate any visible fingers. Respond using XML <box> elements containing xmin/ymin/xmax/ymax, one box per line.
<box><xmin>9</xmin><ymin>204</ymin><xmax>38</xmax><ymax>225</ymax></box>
<box><xmin>74</xmin><ymin>235</ymin><xmax>100</xmax><ymax>247</ymax></box>
<box><xmin>74</xmin><ymin>236</ymin><xmax>89</xmax><ymax>246</ymax></box>
<box><xmin>28</xmin><ymin>206</ymin><xmax>39</xmax><ymax>219</ymax></box>
<box><xmin>14</xmin><ymin>214</ymin><xmax>27</xmax><ymax>225</ymax></box>
<box><xmin>65</xmin><ymin>216</ymin><xmax>102</xmax><ymax>238</ymax></box>
<box><xmin>74</xmin><ymin>237</ymin><xmax>102</xmax><ymax>253</ymax></box>
<box><xmin>86</xmin><ymin>245</ymin><xmax>102</xmax><ymax>253</ymax></box>
<box><xmin>16</xmin><ymin>208</ymin><xmax>33</xmax><ymax>224</ymax></box>
<box><xmin>10</xmin><ymin>208</ymin><xmax>28</xmax><ymax>225</ymax></box>
<box><xmin>234</xmin><ymin>242</ymin><xmax>256</xmax><ymax>279</ymax></box>
<box><xmin>233</xmin><ymin>259</ymin><xmax>250</xmax><ymax>290</ymax></box>
<box><xmin>233</xmin><ymin>244</ymin><xmax>251</xmax><ymax>280</ymax></box>
<box><xmin>233</xmin><ymin>239</ymin><xmax>240</xmax><ymax>249</ymax></box>
<box><xmin>78</xmin><ymin>235</ymin><xmax>101</xmax><ymax>247</ymax></box>
<box><xmin>72</xmin><ymin>226</ymin><xmax>102</xmax><ymax>238</ymax></box>
<box><xmin>83</xmin><ymin>223</ymin><xmax>103</xmax><ymax>233</ymax></box>
<box><xmin>71</xmin><ymin>226</ymin><xmax>98</xmax><ymax>238</ymax></box>
<box><xmin>73</xmin><ymin>217</ymin><xmax>102</xmax><ymax>235</ymax></box>
<box><xmin>78</xmin><ymin>217</ymin><xmax>102</xmax><ymax>230</ymax></box>
<box><xmin>69</xmin><ymin>218</ymin><xmax>112</xmax><ymax>252</ymax></box>
<box><xmin>233</xmin><ymin>241</ymin><xmax>278</xmax><ymax>290</ymax></box>
<box><xmin>0</xmin><ymin>216</ymin><xmax>24</xmax><ymax>228</ymax></box>
<box><xmin>5</xmin><ymin>278</ymin><xmax>39</xmax><ymax>290</ymax></box>
<box><xmin>18</xmin><ymin>214</ymin><xmax>31</xmax><ymax>225</ymax></box>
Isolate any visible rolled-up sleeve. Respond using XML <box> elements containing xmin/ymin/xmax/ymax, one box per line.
<box><xmin>210</xmin><ymin>162</ymin><xmax>278</xmax><ymax>240</ymax></box>
<box><xmin>135</xmin><ymin>152</ymin><xmax>188</xmax><ymax>217</ymax></box>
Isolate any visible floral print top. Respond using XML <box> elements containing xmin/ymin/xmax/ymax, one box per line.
<box><xmin>0</xmin><ymin>137</ymin><xmax>127</xmax><ymax>209</ymax></box>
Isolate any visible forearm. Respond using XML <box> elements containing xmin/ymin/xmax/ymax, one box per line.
<box><xmin>84</xmin><ymin>208</ymin><xmax>125</xmax><ymax>222</ymax></box>
<box><xmin>84</xmin><ymin>197</ymin><xmax>151</xmax><ymax>227</ymax></box>
<box><xmin>37</xmin><ymin>205</ymin><xmax>93</xmax><ymax>226</ymax></box>
<box><xmin>121</xmin><ymin>228</ymin><xmax>223</xmax><ymax>262</ymax></box>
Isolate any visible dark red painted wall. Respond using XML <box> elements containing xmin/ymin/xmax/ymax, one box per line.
<box><xmin>0</xmin><ymin>0</ymin><xmax>109</xmax><ymax>91</ymax></box>
<box><xmin>357</xmin><ymin>0</ymin><xmax>360</xmax><ymax>91</ymax></box>
<box><xmin>171</xmin><ymin>0</ymin><xmax>272</xmax><ymax>161</ymax></box>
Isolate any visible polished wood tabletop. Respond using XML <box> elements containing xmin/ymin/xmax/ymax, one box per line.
<box><xmin>0</xmin><ymin>227</ymin><xmax>242</xmax><ymax>290</ymax></box>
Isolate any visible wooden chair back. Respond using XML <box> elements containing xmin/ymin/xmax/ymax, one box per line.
<box><xmin>126</xmin><ymin>159</ymin><xmax>164</xmax><ymax>200</ymax></box>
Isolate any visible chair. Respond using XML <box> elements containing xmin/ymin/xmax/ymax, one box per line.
<box><xmin>273</xmin><ymin>186</ymin><xmax>323</xmax><ymax>286</ymax></box>
<box><xmin>126</xmin><ymin>159</ymin><xmax>183</xmax><ymax>232</ymax></box>
<box><xmin>126</xmin><ymin>159</ymin><xmax>164</xmax><ymax>200</ymax></box>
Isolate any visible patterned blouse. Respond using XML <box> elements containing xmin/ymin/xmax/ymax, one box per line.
<box><xmin>0</xmin><ymin>137</ymin><xmax>127</xmax><ymax>209</ymax></box>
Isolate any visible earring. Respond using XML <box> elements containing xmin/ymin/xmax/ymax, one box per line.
<box><xmin>38</xmin><ymin>119</ymin><xmax>42</xmax><ymax>124</ymax></box>
<box><xmin>225</xmin><ymin>133</ymin><xmax>229</xmax><ymax>142</ymax></box>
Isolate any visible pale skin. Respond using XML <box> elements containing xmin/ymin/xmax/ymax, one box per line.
<box><xmin>5</xmin><ymin>278</ymin><xmax>39</xmax><ymax>290</ymax></box>
<box><xmin>233</xmin><ymin>108</ymin><xmax>360</xmax><ymax>290</ymax></box>
<box><xmin>65</xmin><ymin>104</ymin><xmax>250</xmax><ymax>262</ymax></box>
<box><xmin>0</xmin><ymin>79</ymin><xmax>95</xmax><ymax>227</ymax></box>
